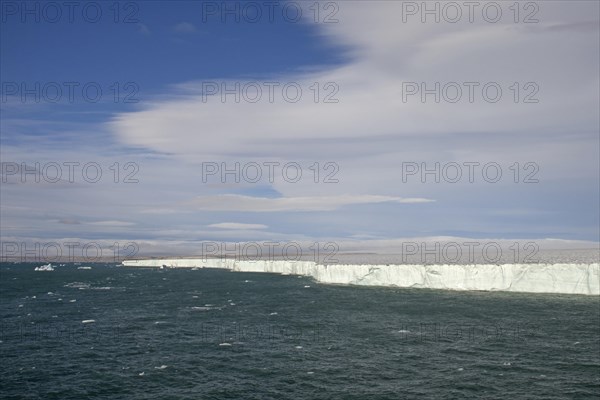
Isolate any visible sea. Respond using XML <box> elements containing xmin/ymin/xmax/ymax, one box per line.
<box><xmin>1</xmin><ymin>262</ymin><xmax>599</xmax><ymax>399</ymax></box>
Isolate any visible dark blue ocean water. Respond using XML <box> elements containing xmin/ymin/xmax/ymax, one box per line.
<box><xmin>1</xmin><ymin>263</ymin><xmax>599</xmax><ymax>399</ymax></box>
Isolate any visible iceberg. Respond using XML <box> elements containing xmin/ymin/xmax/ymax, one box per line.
<box><xmin>121</xmin><ymin>259</ymin><xmax>600</xmax><ymax>295</ymax></box>
<box><xmin>34</xmin><ymin>263</ymin><xmax>55</xmax><ymax>271</ymax></box>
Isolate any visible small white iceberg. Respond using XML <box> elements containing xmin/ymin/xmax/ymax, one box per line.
<box><xmin>34</xmin><ymin>264</ymin><xmax>54</xmax><ymax>271</ymax></box>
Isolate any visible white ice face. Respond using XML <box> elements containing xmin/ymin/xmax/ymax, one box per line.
<box><xmin>122</xmin><ymin>259</ymin><xmax>599</xmax><ymax>295</ymax></box>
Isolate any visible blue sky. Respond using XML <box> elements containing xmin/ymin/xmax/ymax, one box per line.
<box><xmin>1</xmin><ymin>1</ymin><xmax>599</xmax><ymax>257</ymax></box>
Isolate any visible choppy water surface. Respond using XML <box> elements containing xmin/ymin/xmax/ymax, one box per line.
<box><xmin>1</xmin><ymin>263</ymin><xmax>599</xmax><ymax>399</ymax></box>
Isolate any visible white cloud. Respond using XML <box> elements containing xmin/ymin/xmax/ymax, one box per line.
<box><xmin>89</xmin><ymin>220</ymin><xmax>136</xmax><ymax>227</ymax></box>
<box><xmin>136</xmin><ymin>23</ymin><xmax>151</xmax><ymax>35</ymax></box>
<box><xmin>110</xmin><ymin>2</ymin><xmax>599</xmax><ymax>188</ymax></box>
<box><xmin>207</xmin><ymin>222</ymin><xmax>268</xmax><ymax>230</ymax></box>
<box><xmin>173</xmin><ymin>22</ymin><xmax>197</xmax><ymax>33</ymax></box>
<box><xmin>189</xmin><ymin>194</ymin><xmax>433</xmax><ymax>212</ymax></box>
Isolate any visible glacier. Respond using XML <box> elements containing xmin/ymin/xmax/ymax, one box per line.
<box><xmin>121</xmin><ymin>259</ymin><xmax>600</xmax><ymax>295</ymax></box>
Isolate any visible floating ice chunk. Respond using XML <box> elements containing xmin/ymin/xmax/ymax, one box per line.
<box><xmin>34</xmin><ymin>264</ymin><xmax>54</xmax><ymax>271</ymax></box>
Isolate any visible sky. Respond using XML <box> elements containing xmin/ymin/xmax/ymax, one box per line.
<box><xmin>1</xmin><ymin>1</ymin><xmax>599</xmax><ymax>259</ymax></box>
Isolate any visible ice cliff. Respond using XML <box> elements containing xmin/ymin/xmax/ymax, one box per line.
<box><xmin>121</xmin><ymin>259</ymin><xmax>600</xmax><ymax>295</ymax></box>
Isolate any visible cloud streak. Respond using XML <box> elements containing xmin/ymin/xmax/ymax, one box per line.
<box><xmin>189</xmin><ymin>194</ymin><xmax>434</xmax><ymax>212</ymax></box>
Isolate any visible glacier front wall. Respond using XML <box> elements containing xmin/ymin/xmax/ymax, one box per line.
<box><xmin>121</xmin><ymin>259</ymin><xmax>600</xmax><ymax>295</ymax></box>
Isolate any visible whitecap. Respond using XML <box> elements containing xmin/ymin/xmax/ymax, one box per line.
<box><xmin>191</xmin><ymin>307</ymin><xmax>213</xmax><ymax>311</ymax></box>
<box><xmin>154</xmin><ymin>365</ymin><xmax>167</xmax><ymax>370</ymax></box>
<box><xmin>82</xmin><ymin>320</ymin><xmax>95</xmax><ymax>324</ymax></box>
<box><xmin>304</xmin><ymin>285</ymin><xmax>311</xmax><ymax>288</ymax></box>
<box><xmin>295</xmin><ymin>346</ymin><xmax>303</xmax><ymax>349</ymax></box>
<box><xmin>270</xmin><ymin>312</ymin><xmax>278</xmax><ymax>315</ymax></box>
<box><xmin>65</xmin><ymin>282</ymin><xmax>90</xmax><ymax>289</ymax></box>
<box><xmin>219</xmin><ymin>343</ymin><xmax>232</xmax><ymax>347</ymax></box>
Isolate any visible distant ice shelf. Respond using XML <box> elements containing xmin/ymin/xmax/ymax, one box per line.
<box><xmin>121</xmin><ymin>259</ymin><xmax>600</xmax><ymax>295</ymax></box>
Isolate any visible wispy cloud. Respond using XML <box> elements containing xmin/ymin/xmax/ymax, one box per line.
<box><xmin>89</xmin><ymin>220</ymin><xmax>136</xmax><ymax>227</ymax></box>
<box><xmin>189</xmin><ymin>194</ymin><xmax>434</xmax><ymax>212</ymax></box>
<box><xmin>137</xmin><ymin>23</ymin><xmax>151</xmax><ymax>35</ymax></box>
<box><xmin>173</xmin><ymin>22</ymin><xmax>197</xmax><ymax>34</ymax></box>
<box><xmin>207</xmin><ymin>222</ymin><xmax>268</xmax><ymax>230</ymax></box>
